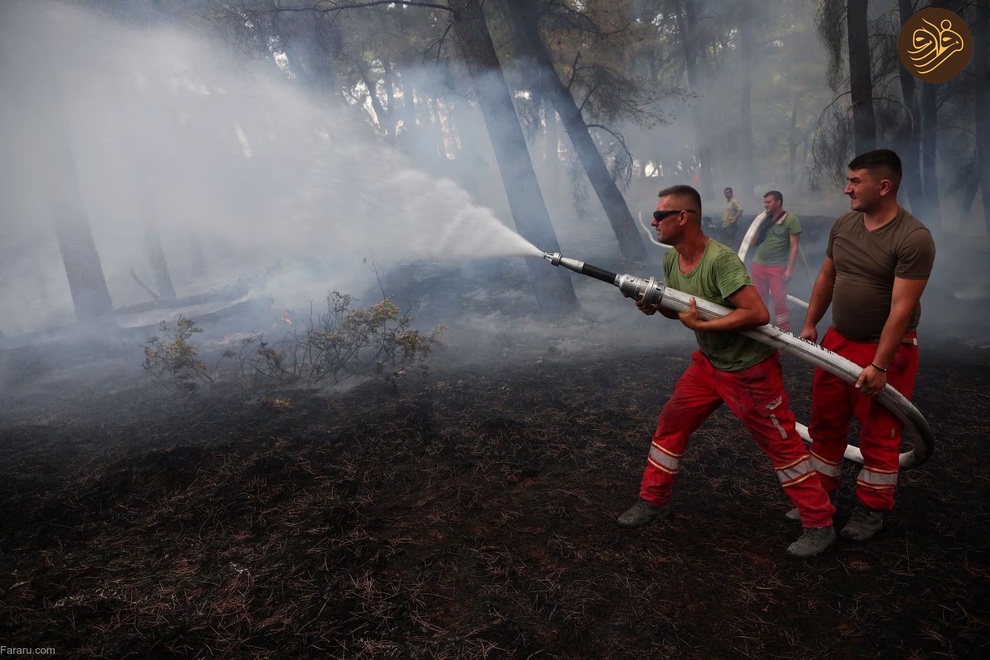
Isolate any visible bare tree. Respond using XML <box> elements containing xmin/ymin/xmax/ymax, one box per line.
<box><xmin>501</xmin><ymin>0</ymin><xmax>646</xmax><ymax>261</ymax></box>
<box><xmin>676</xmin><ymin>0</ymin><xmax>715</xmax><ymax>200</ymax></box>
<box><xmin>973</xmin><ymin>1</ymin><xmax>990</xmax><ymax>232</ymax></box>
<box><xmin>1</xmin><ymin>4</ymin><xmax>114</xmax><ymax>323</ymax></box>
<box><xmin>847</xmin><ymin>0</ymin><xmax>877</xmax><ymax>154</ymax></box>
<box><xmin>894</xmin><ymin>0</ymin><xmax>926</xmax><ymax>214</ymax></box>
<box><xmin>736</xmin><ymin>14</ymin><xmax>756</xmax><ymax>195</ymax></box>
<box><xmin>249</xmin><ymin>0</ymin><xmax>579</xmax><ymax>313</ymax></box>
<box><xmin>446</xmin><ymin>0</ymin><xmax>579</xmax><ymax>314</ymax></box>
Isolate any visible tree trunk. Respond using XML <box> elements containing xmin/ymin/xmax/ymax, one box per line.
<box><xmin>953</xmin><ymin>168</ymin><xmax>980</xmax><ymax>232</ymax></box>
<box><xmin>544</xmin><ymin>105</ymin><xmax>559</xmax><ymax>183</ymax></box>
<box><xmin>397</xmin><ymin>78</ymin><xmax>418</xmax><ymax>148</ymax></box>
<box><xmin>847</xmin><ymin>0</ymin><xmax>877</xmax><ymax>154</ymax></box>
<box><xmin>503</xmin><ymin>0</ymin><xmax>646</xmax><ymax>261</ymax></box>
<box><xmin>129</xmin><ymin>145</ymin><xmax>177</xmax><ymax>300</ymax></box>
<box><xmin>974</xmin><ymin>1</ymin><xmax>990</xmax><ymax>234</ymax></box>
<box><xmin>788</xmin><ymin>96</ymin><xmax>800</xmax><ymax>185</ymax></box>
<box><xmin>47</xmin><ymin>173</ymin><xmax>115</xmax><ymax>322</ymax></box>
<box><xmin>677</xmin><ymin>0</ymin><xmax>715</xmax><ymax>201</ymax></box>
<box><xmin>271</xmin><ymin>8</ymin><xmax>343</xmax><ymax>107</ymax></box>
<box><xmin>355</xmin><ymin>57</ymin><xmax>389</xmax><ymax>137</ymax></box>
<box><xmin>896</xmin><ymin>0</ymin><xmax>925</xmax><ymax>216</ymax></box>
<box><xmin>382</xmin><ymin>52</ymin><xmax>399</xmax><ymax>137</ymax></box>
<box><xmin>920</xmin><ymin>81</ymin><xmax>941</xmax><ymax>233</ymax></box>
<box><xmin>185</xmin><ymin>234</ymin><xmax>207</xmax><ymax>280</ymax></box>
<box><xmin>447</xmin><ymin>0</ymin><xmax>578</xmax><ymax>315</ymax></box>
<box><xmin>142</xmin><ymin>214</ymin><xmax>176</xmax><ymax>301</ymax></box>
<box><xmin>2</xmin><ymin>11</ymin><xmax>113</xmax><ymax>323</ymax></box>
<box><xmin>738</xmin><ymin>19</ymin><xmax>756</xmax><ymax>195</ymax></box>
<box><xmin>426</xmin><ymin>97</ymin><xmax>448</xmax><ymax>161</ymax></box>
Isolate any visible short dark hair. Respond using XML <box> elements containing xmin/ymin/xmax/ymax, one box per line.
<box><xmin>764</xmin><ymin>190</ymin><xmax>783</xmax><ymax>204</ymax></box>
<box><xmin>848</xmin><ymin>149</ymin><xmax>902</xmax><ymax>190</ymax></box>
<box><xmin>724</xmin><ymin>187</ymin><xmax>733</xmax><ymax>193</ymax></box>
<box><xmin>659</xmin><ymin>184</ymin><xmax>702</xmax><ymax>211</ymax></box>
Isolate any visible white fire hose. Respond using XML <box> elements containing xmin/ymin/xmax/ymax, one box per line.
<box><xmin>592</xmin><ymin>217</ymin><xmax>937</xmax><ymax>468</ymax></box>
<box><xmin>737</xmin><ymin>211</ymin><xmax>810</xmax><ymax>309</ymax></box>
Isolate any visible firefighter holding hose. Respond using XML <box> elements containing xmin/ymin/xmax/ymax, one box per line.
<box><xmin>796</xmin><ymin>149</ymin><xmax>935</xmax><ymax>542</ymax></box>
<box><xmin>617</xmin><ymin>184</ymin><xmax>836</xmax><ymax>558</ymax></box>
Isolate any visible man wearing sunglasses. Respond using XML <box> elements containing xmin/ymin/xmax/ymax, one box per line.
<box><xmin>617</xmin><ymin>185</ymin><xmax>836</xmax><ymax>558</ymax></box>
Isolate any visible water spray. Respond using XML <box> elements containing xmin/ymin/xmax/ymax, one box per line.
<box><xmin>542</xmin><ymin>251</ymin><xmax>934</xmax><ymax>469</ymax></box>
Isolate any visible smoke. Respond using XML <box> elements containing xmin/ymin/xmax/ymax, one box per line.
<box><xmin>3</xmin><ymin>0</ymin><xmax>979</xmax><ymax>384</ymax></box>
<box><xmin>0</xmin><ymin>1</ymin><xmax>547</xmax><ymax>340</ymax></box>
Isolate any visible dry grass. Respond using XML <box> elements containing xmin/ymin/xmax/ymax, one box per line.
<box><xmin>1</xmin><ymin>345</ymin><xmax>988</xmax><ymax>659</ymax></box>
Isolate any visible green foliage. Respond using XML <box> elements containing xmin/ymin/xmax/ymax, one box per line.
<box><xmin>142</xmin><ymin>316</ymin><xmax>212</xmax><ymax>392</ymax></box>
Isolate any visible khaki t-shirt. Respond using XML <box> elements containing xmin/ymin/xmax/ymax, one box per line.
<box><xmin>826</xmin><ymin>209</ymin><xmax>935</xmax><ymax>342</ymax></box>
<box><xmin>664</xmin><ymin>239</ymin><xmax>775</xmax><ymax>372</ymax></box>
<box><xmin>722</xmin><ymin>198</ymin><xmax>743</xmax><ymax>227</ymax></box>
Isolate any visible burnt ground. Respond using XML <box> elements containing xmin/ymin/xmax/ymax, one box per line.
<box><xmin>1</xmin><ymin>236</ymin><xmax>990</xmax><ymax>659</ymax></box>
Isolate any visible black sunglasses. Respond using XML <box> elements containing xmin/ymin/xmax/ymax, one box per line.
<box><xmin>653</xmin><ymin>209</ymin><xmax>697</xmax><ymax>222</ymax></box>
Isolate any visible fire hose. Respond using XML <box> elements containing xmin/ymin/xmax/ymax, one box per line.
<box><xmin>543</xmin><ymin>251</ymin><xmax>933</xmax><ymax>469</ymax></box>
<box><xmin>737</xmin><ymin>211</ymin><xmax>811</xmax><ymax>309</ymax></box>
<box><xmin>736</xmin><ymin>213</ymin><xmax>837</xmax><ymax>451</ymax></box>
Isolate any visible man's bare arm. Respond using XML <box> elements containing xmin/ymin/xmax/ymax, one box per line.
<box><xmin>873</xmin><ymin>277</ymin><xmax>929</xmax><ymax>368</ymax></box>
<box><xmin>801</xmin><ymin>257</ymin><xmax>836</xmax><ymax>339</ymax></box>
<box><xmin>679</xmin><ymin>284</ymin><xmax>770</xmax><ymax>332</ymax></box>
<box><xmin>855</xmin><ymin>276</ymin><xmax>930</xmax><ymax>395</ymax></box>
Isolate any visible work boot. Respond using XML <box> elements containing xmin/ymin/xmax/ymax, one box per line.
<box><xmin>784</xmin><ymin>494</ymin><xmax>836</xmax><ymax>523</ymax></box>
<box><xmin>617</xmin><ymin>499</ymin><xmax>671</xmax><ymax>528</ymax></box>
<box><xmin>786</xmin><ymin>526</ymin><xmax>836</xmax><ymax>558</ymax></box>
<box><xmin>840</xmin><ymin>505</ymin><xmax>884</xmax><ymax>541</ymax></box>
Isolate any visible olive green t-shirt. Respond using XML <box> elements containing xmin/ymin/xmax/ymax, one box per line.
<box><xmin>664</xmin><ymin>239</ymin><xmax>775</xmax><ymax>372</ymax></box>
<box><xmin>825</xmin><ymin>209</ymin><xmax>935</xmax><ymax>342</ymax></box>
<box><xmin>753</xmin><ymin>213</ymin><xmax>801</xmax><ymax>266</ymax></box>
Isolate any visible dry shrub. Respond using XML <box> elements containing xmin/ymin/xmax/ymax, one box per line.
<box><xmin>142</xmin><ymin>315</ymin><xmax>212</xmax><ymax>392</ymax></box>
<box><xmin>143</xmin><ymin>293</ymin><xmax>446</xmax><ymax>393</ymax></box>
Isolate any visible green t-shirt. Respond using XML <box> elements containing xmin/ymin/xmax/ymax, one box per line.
<box><xmin>753</xmin><ymin>213</ymin><xmax>801</xmax><ymax>266</ymax></box>
<box><xmin>664</xmin><ymin>239</ymin><xmax>775</xmax><ymax>372</ymax></box>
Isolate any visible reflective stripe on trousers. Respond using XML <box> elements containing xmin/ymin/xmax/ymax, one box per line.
<box><xmin>809</xmin><ymin>451</ymin><xmax>843</xmax><ymax>479</ymax></box>
<box><xmin>808</xmin><ymin>327</ymin><xmax>919</xmax><ymax>511</ymax></box>
<box><xmin>648</xmin><ymin>443</ymin><xmax>681</xmax><ymax>475</ymax></box>
<box><xmin>856</xmin><ymin>465</ymin><xmax>898</xmax><ymax>490</ymax></box>
<box><xmin>776</xmin><ymin>455</ymin><xmax>815</xmax><ymax>487</ymax></box>
<box><xmin>639</xmin><ymin>350</ymin><xmax>834</xmax><ymax>528</ymax></box>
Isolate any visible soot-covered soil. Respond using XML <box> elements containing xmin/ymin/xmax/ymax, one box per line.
<box><xmin>1</xmin><ymin>327</ymin><xmax>988</xmax><ymax>658</ymax></box>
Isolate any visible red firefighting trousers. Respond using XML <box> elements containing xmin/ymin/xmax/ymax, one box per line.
<box><xmin>639</xmin><ymin>350</ymin><xmax>835</xmax><ymax>527</ymax></box>
<box><xmin>750</xmin><ymin>262</ymin><xmax>791</xmax><ymax>331</ymax></box>
<box><xmin>807</xmin><ymin>327</ymin><xmax>919</xmax><ymax>511</ymax></box>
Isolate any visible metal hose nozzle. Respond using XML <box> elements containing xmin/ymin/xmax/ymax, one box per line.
<box><xmin>542</xmin><ymin>251</ymin><xmax>619</xmax><ymax>285</ymax></box>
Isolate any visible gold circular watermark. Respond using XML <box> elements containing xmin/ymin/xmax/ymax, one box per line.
<box><xmin>898</xmin><ymin>8</ymin><xmax>972</xmax><ymax>83</ymax></box>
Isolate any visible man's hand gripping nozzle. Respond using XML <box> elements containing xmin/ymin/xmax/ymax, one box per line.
<box><xmin>542</xmin><ymin>251</ymin><xmax>666</xmax><ymax>307</ymax></box>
